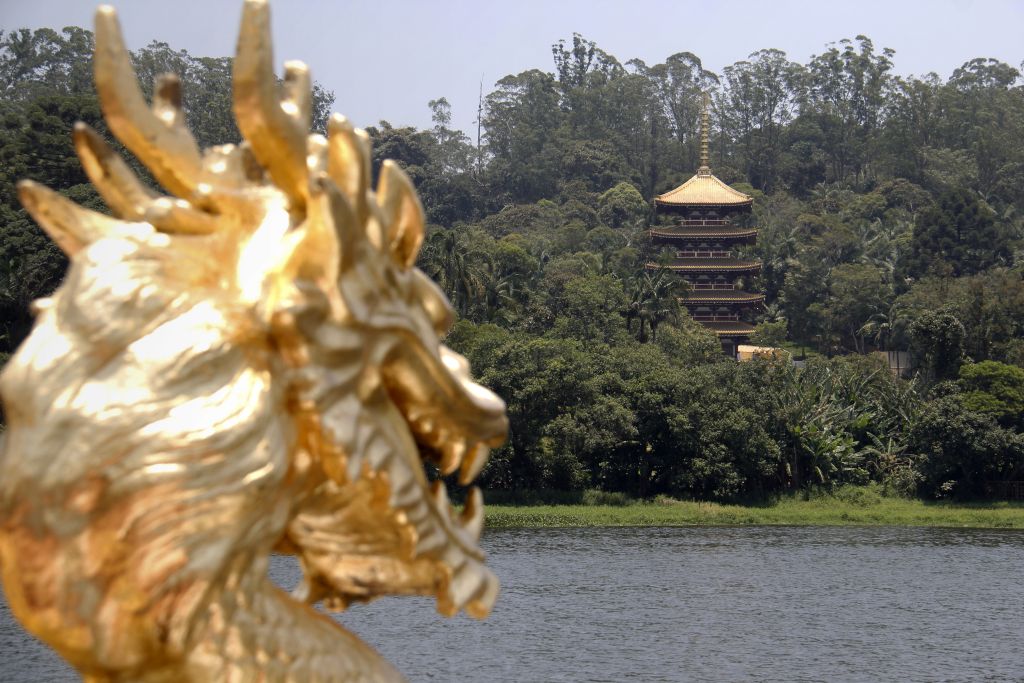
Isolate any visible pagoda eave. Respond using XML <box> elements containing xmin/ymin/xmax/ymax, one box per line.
<box><xmin>653</xmin><ymin>165</ymin><xmax>754</xmax><ymax>211</ymax></box>
<box><xmin>654</xmin><ymin>200</ymin><xmax>752</xmax><ymax>214</ymax></box>
<box><xmin>650</xmin><ymin>259</ymin><xmax>762</xmax><ymax>274</ymax></box>
<box><xmin>699</xmin><ymin>320</ymin><xmax>757</xmax><ymax>337</ymax></box>
<box><xmin>649</xmin><ymin>229</ymin><xmax>758</xmax><ymax>244</ymax></box>
<box><xmin>683</xmin><ymin>292</ymin><xmax>765</xmax><ymax>306</ymax></box>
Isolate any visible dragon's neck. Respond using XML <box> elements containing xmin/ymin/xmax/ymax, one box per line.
<box><xmin>186</xmin><ymin>570</ymin><xmax>405</xmax><ymax>683</ymax></box>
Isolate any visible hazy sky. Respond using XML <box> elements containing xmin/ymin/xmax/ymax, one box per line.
<box><xmin>3</xmin><ymin>0</ymin><xmax>1023</xmax><ymax>137</ymax></box>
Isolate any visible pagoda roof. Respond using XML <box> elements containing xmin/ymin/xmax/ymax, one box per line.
<box><xmin>700</xmin><ymin>320</ymin><xmax>756</xmax><ymax>337</ymax></box>
<box><xmin>683</xmin><ymin>290</ymin><xmax>766</xmax><ymax>305</ymax></box>
<box><xmin>655</xmin><ymin>167</ymin><xmax>753</xmax><ymax>209</ymax></box>
<box><xmin>650</xmin><ymin>226</ymin><xmax>758</xmax><ymax>241</ymax></box>
<box><xmin>652</xmin><ymin>258</ymin><xmax>762</xmax><ymax>273</ymax></box>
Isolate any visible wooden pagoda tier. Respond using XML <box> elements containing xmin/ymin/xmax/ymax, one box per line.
<box><xmin>649</xmin><ymin>222</ymin><xmax>758</xmax><ymax>246</ymax></box>
<box><xmin>643</xmin><ymin>94</ymin><xmax>763</xmax><ymax>357</ymax></box>
<box><xmin>700</xmin><ymin>320</ymin><xmax>757</xmax><ymax>336</ymax></box>
<box><xmin>655</xmin><ymin>257</ymin><xmax>762</xmax><ymax>274</ymax></box>
<box><xmin>683</xmin><ymin>289</ymin><xmax>765</xmax><ymax>307</ymax></box>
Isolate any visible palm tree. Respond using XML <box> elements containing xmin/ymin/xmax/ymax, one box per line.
<box><xmin>624</xmin><ymin>269</ymin><xmax>682</xmax><ymax>342</ymax></box>
<box><xmin>755</xmin><ymin>221</ymin><xmax>801</xmax><ymax>300</ymax></box>
<box><xmin>810</xmin><ymin>181</ymin><xmax>843</xmax><ymax>215</ymax></box>
<box><xmin>419</xmin><ymin>229</ymin><xmax>483</xmax><ymax>317</ymax></box>
<box><xmin>859</xmin><ymin>303</ymin><xmax>910</xmax><ymax>353</ymax></box>
<box><xmin>759</xmin><ymin>301</ymin><xmax>785</xmax><ymax>324</ymax></box>
<box><xmin>622</xmin><ymin>276</ymin><xmax>644</xmax><ymax>336</ymax></box>
<box><xmin>477</xmin><ymin>257</ymin><xmax>521</xmax><ymax>324</ymax></box>
<box><xmin>643</xmin><ymin>269</ymin><xmax>682</xmax><ymax>342</ymax></box>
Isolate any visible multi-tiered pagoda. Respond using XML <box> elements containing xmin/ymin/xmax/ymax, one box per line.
<box><xmin>647</xmin><ymin>95</ymin><xmax>764</xmax><ymax>358</ymax></box>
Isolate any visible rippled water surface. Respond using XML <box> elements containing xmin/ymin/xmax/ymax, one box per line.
<box><xmin>2</xmin><ymin>526</ymin><xmax>1023</xmax><ymax>682</ymax></box>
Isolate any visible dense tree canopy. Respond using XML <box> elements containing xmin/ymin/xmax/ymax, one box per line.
<box><xmin>906</xmin><ymin>188</ymin><xmax>1010</xmax><ymax>278</ymax></box>
<box><xmin>1</xmin><ymin>25</ymin><xmax>1022</xmax><ymax>501</ymax></box>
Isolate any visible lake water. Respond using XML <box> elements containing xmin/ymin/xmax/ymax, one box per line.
<box><xmin>2</xmin><ymin>526</ymin><xmax>1022</xmax><ymax>682</ymax></box>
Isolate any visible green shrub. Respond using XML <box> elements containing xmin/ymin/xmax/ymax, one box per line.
<box><xmin>581</xmin><ymin>489</ymin><xmax>633</xmax><ymax>506</ymax></box>
<box><xmin>831</xmin><ymin>484</ymin><xmax>884</xmax><ymax>508</ymax></box>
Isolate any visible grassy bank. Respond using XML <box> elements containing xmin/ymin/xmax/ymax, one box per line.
<box><xmin>484</xmin><ymin>489</ymin><xmax>1024</xmax><ymax>529</ymax></box>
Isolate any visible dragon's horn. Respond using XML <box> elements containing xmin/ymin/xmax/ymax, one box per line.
<box><xmin>94</xmin><ymin>6</ymin><xmax>202</xmax><ymax>198</ymax></box>
<box><xmin>234</xmin><ymin>0</ymin><xmax>310</xmax><ymax>211</ymax></box>
<box><xmin>282</xmin><ymin>60</ymin><xmax>312</xmax><ymax>133</ymax></box>
<box><xmin>376</xmin><ymin>160</ymin><xmax>424</xmax><ymax>269</ymax></box>
<box><xmin>73</xmin><ymin>122</ymin><xmax>156</xmax><ymax>221</ymax></box>
<box><xmin>74</xmin><ymin>123</ymin><xmax>218</xmax><ymax>235</ymax></box>
<box><xmin>327</xmin><ymin>114</ymin><xmax>371</xmax><ymax>224</ymax></box>
<box><xmin>310</xmin><ymin>175</ymin><xmax>356</xmax><ymax>275</ymax></box>
<box><xmin>18</xmin><ymin>181</ymin><xmax>127</xmax><ymax>256</ymax></box>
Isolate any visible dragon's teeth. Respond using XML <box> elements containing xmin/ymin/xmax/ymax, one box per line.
<box><xmin>460</xmin><ymin>487</ymin><xmax>484</xmax><ymax>541</ymax></box>
<box><xmin>291</xmin><ymin>576</ymin><xmax>313</xmax><ymax>602</ymax></box>
<box><xmin>466</xmin><ymin>573</ymin><xmax>499</xmax><ymax>619</ymax></box>
<box><xmin>430</xmin><ymin>480</ymin><xmax>450</xmax><ymax>509</ymax></box>
<box><xmin>458</xmin><ymin>443</ymin><xmax>489</xmax><ymax>485</ymax></box>
<box><xmin>448</xmin><ymin>563</ymin><xmax>485</xmax><ymax>610</ymax></box>
<box><xmin>439</xmin><ymin>441</ymin><xmax>465</xmax><ymax>476</ymax></box>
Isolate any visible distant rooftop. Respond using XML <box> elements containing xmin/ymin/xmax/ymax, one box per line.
<box><xmin>649</xmin><ymin>225</ymin><xmax>758</xmax><ymax>241</ymax></box>
<box><xmin>653</xmin><ymin>258</ymin><xmax>762</xmax><ymax>273</ymax></box>
<box><xmin>683</xmin><ymin>290</ymin><xmax>766</xmax><ymax>304</ymax></box>
<box><xmin>654</xmin><ymin>168</ymin><xmax>753</xmax><ymax>209</ymax></box>
<box><xmin>701</xmin><ymin>320</ymin><xmax>757</xmax><ymax>337</ymax></box>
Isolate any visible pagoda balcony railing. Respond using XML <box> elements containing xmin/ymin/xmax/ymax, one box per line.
<box><xmin>692</xmin><ymin>314</ymin><xmax>741</xmax><ymax>322</ymax></box>
<box><xmin>690</xmin><ymin>283</ymin><xmax>735</xmax><ymax>290</ymax></box>
<box><xmin>676</xmin><ymin>250</ymin><xmax>732</xmax><ymax>258</ymax></box>
<box><xmin>673</xmin><ymin>218</ymin><xmax>732</xmax><ymax>227</ymax></box>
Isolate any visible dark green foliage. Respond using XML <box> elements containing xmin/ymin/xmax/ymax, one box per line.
<box><xmin>719</xmin><ymin>49</ymin><xmax>802</xmax><ymax>192</ymax></box>
<box><xmin>906</xmin><ymin>188</ymin><xmax>1009</xmax><ymax>278</ymax></box>
<box><xmin>779</xmin><ymin>355</ymin><xmax>919</xmax><ymax>491</ymax></box>
<box><xmin>909</xmin><ymin>309</ymin><xmax>966</xmax><ymax>381</ymax></box>
<box><xmin>483</xmin><ymin>69</ymin><xmax>562</xmax><ymax>204</ymax></box>
<box><xmin>823</xmin><ymin>263</ymin><xmax>891</xmax><ymax>354</ymax></box>
<box><xmin>366</xmin><ymin>121</ymin><xmax>433</xmax><ymax>185</ymax></box>
<box><xmin>911</xmin><ymin>395</ymin><xmax>1024</xmax><ymax>498</ymax></box>
<box><xmin>780</xmin><ymin>256</ymin><xmax>828</xmax><ymax>349</ymax></box>
<box><xmin>4</xmin><ymin>23</ymin><xmax>1024</xmax><ymax>502</ymax></box>
<box><xmin>623</xmin><ymin>269</ymin><xmax>682</xmax><ymax>343</ymax></box>
<box><xmin>451</xmin><ymin>317</ymin><xmax>934</xmax><ymax>501</ymax></box>
<box><xmin>0</xmin><ymin>89</ymin><xmax>106</xmax><ymax>350</ymax></box>
<box><xmin>750</xmin><ymin>320</ymin><xmax>787</xmax><ymax>347</ymax></box>
<box><xmin>596</xmin><ymin>182</ymin><xmax>647</xmax><ymax>228</ymax></box>
<box><xmin>958</xmin><ymin>361</ymin><xmax>1024</xmax><ymax>429</ymax></box>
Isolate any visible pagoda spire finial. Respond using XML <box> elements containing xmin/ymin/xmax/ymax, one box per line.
<box><xmin>698</xmin><ymin>91</ymin><xmax>711</xmax><ymax>175</ymax></box>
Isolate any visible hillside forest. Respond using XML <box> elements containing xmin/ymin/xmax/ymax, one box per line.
<box><xmin>1</xmin><ymin>28</ymin><xmax>1022</xmax><ymax>501</ymax></box>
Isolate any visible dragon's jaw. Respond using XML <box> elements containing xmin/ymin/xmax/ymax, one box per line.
<box><xmin>267</xmin><ymin>206</ymin><xmax>508</xmax><ymax>620</ymax></box>
<box><xmin>385</xmin><ymin>343</ymin><xmax>508</xmax><ymax>617</ymax></box>
<box><xmin>281</xmin><ymin>294</ymin><xmax>507</xmax><ymax>619</ymax></box>
<box><xmin>389</xmin><ymin>344</ymin><xmax>508</xmax><ymax>484</ymax></box>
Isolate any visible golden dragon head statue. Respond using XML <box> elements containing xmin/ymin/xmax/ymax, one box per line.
<box><xmin>0</xmin><ymin>2</ymin><xmax>507</xmax><ymax>680</ymax></box>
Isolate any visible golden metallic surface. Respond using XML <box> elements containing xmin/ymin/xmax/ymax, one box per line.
<box><xmin>699</xmin><ymin>91</ymin><xmax>711</xmax><ymax>171</ymax></box>
<box><xmin>653</xmin><ymin>171</ymin><xmax>753</xmax><ymax>207</ymax></box>
<box><xmin>0</xmin><ymin>2</ymin><xmax>508</xmax><ymax>680</ymax></box>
